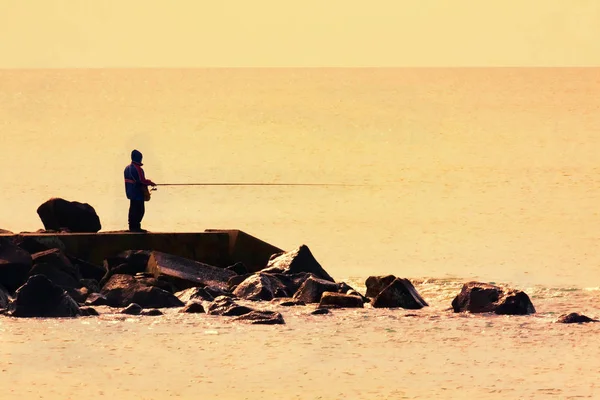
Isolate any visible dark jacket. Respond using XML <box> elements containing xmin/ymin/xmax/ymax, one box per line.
<box><xmin>124</xmin><ymin>162</ymin><xmax>150</xmax><ymax>201</ymax></box>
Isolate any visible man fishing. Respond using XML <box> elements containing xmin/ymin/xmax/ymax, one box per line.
<box><xmin>124</xmin><ymin>149</ymin><xmax>156</xmax><ymax>232</ymax></box>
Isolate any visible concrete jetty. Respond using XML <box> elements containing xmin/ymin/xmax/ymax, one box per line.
<box><xmin>0</xmin><ymin>229</ymin><xmax>282</xmax><ymax>272</ymax></box>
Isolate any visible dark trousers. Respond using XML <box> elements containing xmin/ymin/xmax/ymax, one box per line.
<box><xmin>128</xmin><ymin>200</ymin><xmax>145</xmax><ymax>230</ymax></box>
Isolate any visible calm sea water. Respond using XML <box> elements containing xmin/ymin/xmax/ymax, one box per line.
<box><xmin>1</xmin><ymin>68</ymin><xmax>600</xmax><ymax>399</ymax></box>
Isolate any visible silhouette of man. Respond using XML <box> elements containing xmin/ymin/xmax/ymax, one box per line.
<box><xmin>124</xmin><ymin>150</ymin><xmax>156</xmax><ymax>232</ymax></box>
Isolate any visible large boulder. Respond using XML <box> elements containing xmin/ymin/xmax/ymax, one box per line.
<box><xmin>319</xmin><ymin>292</ymin><xmax>364</xmax><ymax>308</ymax></box>
<box><xmin>451</xmin><ymin>282</ymin><xmax>535</xmax><ymax>315</ymax></box>
<box><xmin>8</xmin><ymin>275</ymin><xmax>81</xmax><ymax>317</ymax></box>
<box><xmin>293</xmin><ymin>276</ymin><xmax>345</xmax><ymax>303</ymax></box>
<box><xmin>261</xmin><ymin>245</ymin><xmax>334</xmax><ymax>282</ymax></box>
<box><xmin>0</xmin><ymin>237</ymin><xmax>33</xmax><ymax>292</ymax></box>
<box><xmin>37</xmin><ymin>198</ymin><xmax>101</xmax><ymax>233</ymax></box>
<box><xmin>371</xmin><ymin>278</ymin><xmax>428</xmax><ymax>309</ymax></box>
<box><xmin>100</xmin><ymin>274</ymin><xmax>183</xmax><ymax>308</ymax></box>
<box><xmin>365</xmin><ymin>275</ymin><xmax>397</xmax><ymax>298</ymax></box>
<box><xmin>147</xmin><ymin>252</ymin><xmax>236</xmax><ymax>291</ymax></box>
<box><xmin>233</xmin><ymin>274</ymin><xmax>277</xmax><ymax>301</ymax></box>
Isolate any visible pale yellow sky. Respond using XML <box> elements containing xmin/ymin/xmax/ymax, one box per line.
<box><xmin>0</xmin><ymin>0</ymin><xmax>599</xmax><ymax>67</ymax></box>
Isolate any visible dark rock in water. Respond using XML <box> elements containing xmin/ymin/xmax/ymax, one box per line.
<box><xmin>8</xmin><ymin>275</ymin><xmax>81</xmax><ymax>317</ymax></box>
<box><xmin>226</xmin><ymin>262</ymin><xmax>249</xmax><ymax>275</ymax></box>
<box><xmin>365</xmin><ymin>275</ymin><xmax>397</xmax><ymax>298</ymax></box>
<box><xmin>67</xmin><ymin>255</ymin><xmax>106</xmax><ymax>282</ymax></box>
<box><xmin>494</xmin><ymin>291</ymin><xmax>536</xmax><ymax>315</ymax></box>
<box><xmin>451</xmin><ymin>281</ymin><xmax>535</xmax><ymax>315</ymax></box>
<box><xmin>311</xmin><ymin>308</ymin><xmax>331</xmax><ymax>315</ymax></box>
<box><xmin>141</xmin><ymin>308</ymin><xmax>163</xmax><ymax>316</ymax></box>
<box><xmin>180</xmin><ymin>302</ymin><xmax>205</xmax><ymax>313</ymax></box>
<box><xmin>79</xmin><ymin>306</ymin><xmax>99</xmax><ymax>316</ymax></box>
<box><xmin>206</xmin><ymin>296</ymin><xmax>253</xmax><ymax>317</ymax></box>
<box><xmin>261</xmin><ymin>245</ymin><xmax>334</xmax><ymax>282</ymax></box>
<box><xmin>232</xmin><ymin>310</ymin><xmax>285</xmax><ymax>325</ymax></box>
<box><xmin>37</xmin><ymin>198</ymin><xmax>101</xmax><ymax>233</ymax></box>
<box><xmin>80</xmin><ymin>279</ymin><xmax>100</xmax><ymax>294</ymax></box>
<box><xmin>233</xmin><ymin>274</ymin><xmax>278</xmax><ymax>301</ymax></box>
<box><xmin>271</xmin><ymin>298</ymin><xmax>306</xmax><ymax>307</ymax></box>
<box><xmin>0</xmin><ymin>237</ymin><xmax>33</xmax><ymax>292</ymax></box>
<box><xmin>372</xmin><ymin>278</ymin><xmax>428</xmax><ymax>309</ymax></box>
<box><xmin>85</xmin><ymin>292</ymin><xmax>108</xmax><ymax>306</ymax></box>
<box><xmin>0</xmin><ymin>283</ymin><xmax>9</xmax><ymax>309</ymax></box>
<box><xmin>293</xmin><ymin>276</ymin><xmax>344</xmax><ymax>303</ymax></box>
<box><xmin>557</xmin><ymin>313</ymin><xmax>598</xmax><ymax>323</ymax></box>
<box><xmin>121</xmin><ymin>303</ymin><xmax>143</xmax><ymax>315</ymax></box>
<box><xmin>134</xmin><ymin>275</ymin><xmax>176</xmax><ymax>293</ymax></box>
<box><xmin>100</xmin><ymin>274</ymin><xmax>184</xmax><ymax>308</ymax></box>
<box><xmin>176</xmin><ymin>287</ymin><xmax>214</xmax><ymax>303</ymax></box>
<box><xmin>319</xmin><ymin>292</ymin><xmax>364</xmax><ymax>308</ymax></box>
<box><xmin>147</xmin><ymin>251</ymin><xmax>236</xmax><ymax>291</ymax></box>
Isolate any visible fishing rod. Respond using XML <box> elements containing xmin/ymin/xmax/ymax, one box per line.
<box><xmin>154</xmin><ymin>183</ymin><xmax>364</xmax><ymax>187</ymax></box>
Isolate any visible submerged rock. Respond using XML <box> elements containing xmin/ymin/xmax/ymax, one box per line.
<box><xmin>319</xmin><ymin>292</ymin><xmax>364</xmax><ymax>308</ymax></box>
<box><xmin>147</xmin><ymin>251</ymin><xmax>236</xmax><ymax>291</ymax></box>
<box><xmin>232</xmin><ymin>310</ymin><xmax>285</xmax><ymax>325</ymax></box>
<box><xmin>79</xmin><ymin>306</ymin><xmax>99</xmax><ymax>316</ymax></box>
<box><xmin>261</xmin><ymin>245</ymin><xmax>334</xmax><ymax>282</ymax></box>
<box><xmin>121</xmin><ymin>303</ymin><xmax>143</xmax><ymax>315</ymax></box>
<box><xmin>557</xmin><ymin>313</ymin><xmax>598</xmax><ymax>323</ymax></box>
<box><xmin>206</xmin><ymin>296</ymin><xmax>253</xmax><ymax>317</ymax></box>
<box><xmin>371</xmin><ymin>278</ymin><xmax>428</xmax><ymax>309</ymax></box>
<box><xmin>451</xmin><ymin>281</ymin><xmax>535</xmax><ymax>315</ymax></box>
<box><xmin>180</xmin><ymin>302</ymin><xmax>205</xmax><ymax>313</ymax></box>
<box><xmin>0</xmin><ymin>237</ymin><xmax>33</xmax><ymax>292</ymax></box>
<box><xmin>37</xmin><ymin>198</ymin><xmax>101</xmax><ymax>233</ymax></box>
<box><xmin>141</xmin><ymin>308</ymin><xmax>163</xmax><ymax>316</ymax></box>
<box><xmin>8</xmin><ymin>275</ymin><xmax>80</xmax><ymax>318</ymax></box>
<box><xmin>311</xmin><ymin>308</ymin><xmax>331</xmax><ymax>315</ymax></box>
<box><xmin>100</xmin><ymin>274</ymin><xmax>183</xmax><ymax>308</ymax></box>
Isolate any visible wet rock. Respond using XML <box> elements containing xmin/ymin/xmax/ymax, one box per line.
<box><xmin>365</xmin><ymin>275</ymin><xmax>397</xmax><ymax>298</ymax></box>
<box><xmin>293</xmin><ymin>276</ymin><xmax>344</xmax><ymax>303</ymax></box>
<box><xmin>451</xmin><ymin>281</ymin><xmax>535</xmax><ymax>315</ymax></box>
<box><xmin>85</xmin><ymin>292</ymin><xmax>108</xmax><ymax>306</ymax></box>
<box><xmin>232</xmin><ymin>310</ymin><xmax>285</xmax><ymax>325</ymax></box>
<box><xmin>37</xmin><ymin>198</ymin><xmax>101</xmax><ymax>233</ymax></box>
<box><xmin>206</xmin><ymin>296</ymin><xmax>253</xmax><ymax>317</ymax></box>
<box><xmin>80</xmin><ymin>306</ymin><xmax>99</xmax><ymax>316</ymax></box>
<box><xmin>227</xmin><ymin>273</ymin><xmax>253</xmax><ymax>291</ymax></box>
<box><xmin>319</xmin><ymin>292</ymin><xmax>364</xmax><ymax>308</ymax></box>
<box><xmin>0</xmin><ymin>283</ymin><xmax>9</xmax><ymax>309</ymax></box>
<box><xmin>372</xmin><ymin>278</ymin><xmax>428</xmax><ymax>309</ymax></box>
<box><xmin>233</xmin><ymin>274</ymin><xmax>278</xmax><ymax>301</ymax></box>
<box><xmin>80</xmin><ymin>279</ymin><xmax>100</xmax><ymax>294</ymax></box>
<box><xmin>141</xmin><ymin>309</ymin><xmax>163</xmax><ymax>316</ymax></box>
<box><xmin>100</xmin><ymin>274</ymin><xmax>184</xmax><ymax>308</ymax></box>
<box><xmin>225</xmin><ymin>262</ymin><xmax>249</xmax><ymax>275</ymax></box>
<box><xmin>0</xmin><ymin>237</ymin><xmax>33</xmax><ymax>292</ymax></box>
<box><xmin>14</xmin><ymin>236</ymin><xmax>52</xmax><ymax>255</ymax></box>
<box><xmin>8</xmin><ymin>275</ymin><xmax>81</xmax><ymax>317</ymax></box>
<box><xmin>175</xmin><ymin>287</ymin><xmax>215</xmax><ymax>303</ymax></box>
<box><xmin>261</xmin><ymin>245</ymin><xmax>334</xmax><ymax>282</ymax></box>
<box><xmin>180</xmin><ymin>302</ymin><xmax>205</xmax><ymax>313</ymax></box>
<box><xmin>121</xmin><ymin>303</ymin><xmax>143</xmax><ymax>315</ymax></box>
<box><xmin>66</xmin><ymin>286</ymin><xmax>90</xmax><ymax>303</ymax></box>
<box><xmin>147</xmin><ymin>251</ymin><xmax>236</xmax><ymax>291</ymax></box>
<box><xmin>311</xmin><ymin>308</ymin><xmax>331</xmax><ymax>315</ymax></box>
<box><xmin>557</xmin><ymin>313</ymin><xmax>598</xmax><ymax>323</ymax></box>
<box><xmin>67</xmin><ymin>255</ymin><xmax>106</xmax><ymax>282</ymax></box>
<box><xmin>271</xmin><ymin>298</ymin><xmax>306</xmax><ymax>307</ymax></box>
